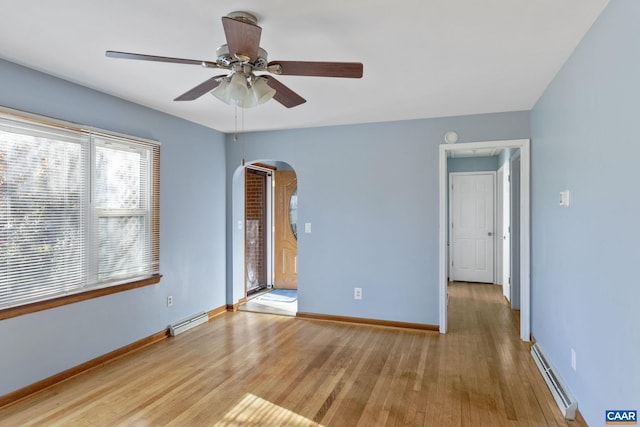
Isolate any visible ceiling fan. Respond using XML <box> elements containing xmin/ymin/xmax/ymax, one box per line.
<box><xmin>106</xmin><ymin>11</ymin><xmax>363</xmax><ymax>108</ymax></box>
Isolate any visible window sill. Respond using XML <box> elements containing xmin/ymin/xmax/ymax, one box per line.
<box><xmin>0</xmin><ymin>274</ymin><xmax>162</xmax><ymax>321</ymax></box>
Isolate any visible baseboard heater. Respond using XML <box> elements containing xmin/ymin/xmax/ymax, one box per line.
<box><xmin>531</xmin><ymin>343</ymin><xmax>577</xmax><ymax>420</ymax></box>
<box><xmin>169</xmin><ymin>312</ymin><xmax>208</xmax><ymax>336</ymax></box>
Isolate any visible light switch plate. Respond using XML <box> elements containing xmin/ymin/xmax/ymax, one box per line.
<box><xmin>560</xmin><ymin>190</ymin><xmax>570</xmax><ymax>207</ymax></box>
<box><xmin>305</xmin><ymin>223</ymin><xmax>312</xmax><ymax>233</ymax></box>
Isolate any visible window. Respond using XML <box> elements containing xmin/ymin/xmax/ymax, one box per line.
<box><xmin>0</xmin><ymin>110</ymin><xmax>160</xmax><ymax>317</ymax></box>
<box><xmin>94</xmin><ymin>137</ymin><xmax>157</xmax><ymax>282</ymax></box>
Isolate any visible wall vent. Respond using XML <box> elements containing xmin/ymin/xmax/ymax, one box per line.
<box><xmin>531</xmin><ymin>343</ymin><xmax>577</xmax><ymax>420</ymax></box>
<box><xmin>169</xmin><ymin>312</ymin><xmax>208</xmax><ymax>336</ymax></box>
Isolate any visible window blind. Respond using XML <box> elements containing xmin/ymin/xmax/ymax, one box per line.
<box><xmin>93</xmin><ymin>135</ymin><xmax>157</xmax><ymax>284</ymax></box>
<box><xmin>0</xmin><ymin>112</ymin><xmax>159</xmax><ymax>310</ymax></box>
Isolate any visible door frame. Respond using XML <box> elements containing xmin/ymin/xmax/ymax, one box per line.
<box><xmin>439</xmin><ymin>139</ymin><xmax>530</xmax><ymax>341</ymax></box>
<box><xmin>244</xmin><ymin>164</ymin><xmax>274</xmax><ymax>295</ymax></box>
<box><xmin>496</xmin><ymin>165</ymin><xmax>504</xmax><ymax>286</ymax></box>
<box><xmin>497</xmin><ymin>161</ymin><xmax>512</xmax><ymax>297</ymax></box>
<box><xmin>448</xmin><ymin>171</ymin><xmax>496</xmax><ymax>284</ymax></box>
<box><xmin>509</xmin><ymin>152</ymin><xmax>521</xmax><ymax>310</ymax></box>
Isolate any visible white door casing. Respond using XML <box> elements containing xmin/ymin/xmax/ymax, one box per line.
<box><xmin>450</xmin><ymin>172</ymin><xmax>495</xmax><ymax>283</ymax></box>
<box><xmin>501</xmin><ymin>164</ymin><xmax>511</xmax><ymax>301</ymax></box>
<box><xmin>496</xmin><ymin>160</ymin><xmax>511</xmax><ymax>301</ymax></box>
<box><xmin>509</xmin><ymin>153</ymin><xmax>522</xmax><ymax>310</ymax></box>
<box><xmin>439</xmin><ymin>139</ymin><xmax>530</xmax><ymax>341</ymax></box>
<box><xmin>496</xmin><ymin>166</ymin><xmax>504</xmax><ymax>286</ymax></box>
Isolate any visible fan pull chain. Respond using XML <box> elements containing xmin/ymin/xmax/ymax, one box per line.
<box><xmin>233</xmin><ymin>104</ymin><xmax>246</xmax><ymax>166</ymax></box>
<box><xmin>241</xmin><ymin>105</ymin><xmax>246</xmax><ymax>166</ymax></box>
<box><xmin>233</xmin><ymin>103</ymin><xmax>238</xmax><ymax>143</ymax></box>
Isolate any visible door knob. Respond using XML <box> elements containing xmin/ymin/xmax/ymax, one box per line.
<box><xmin>488</xmin><ymin>232</ymin><xmax>493</xmax><ymax>236</ymax></box>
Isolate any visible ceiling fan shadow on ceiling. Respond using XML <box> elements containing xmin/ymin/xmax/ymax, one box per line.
<box><xmin>106</xmin><ymin>11</ymin><xmax>363</xmax><ymax>109</ymax></box>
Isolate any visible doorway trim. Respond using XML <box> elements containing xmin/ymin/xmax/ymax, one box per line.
<box><xmin>439</xmin><ymin>139</ymin><xmax>530</xmax><ymax>341</ymax></box>
<box><xmin>496</xmin><ymin>164</ymin><xmax>505</xmax><ymax>286</ymax></box>
<box><xmin>244</xmin><ymin>164</ymin><xmax>274</xmax><ymax>296</ymax></box>
<box><xmin>231</xmin><ymin>160</ymin><xmax>299</xmax><ymax>309</ymax></box>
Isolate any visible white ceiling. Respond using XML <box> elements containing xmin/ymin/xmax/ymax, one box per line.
<box><xmin>0</xmin><ymin>1</ymin><xmax>609</xmax><ymax>134</ymax></box>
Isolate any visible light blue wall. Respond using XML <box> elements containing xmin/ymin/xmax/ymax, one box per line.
<box><xmin>448</xmin><ymin>155</ymin><xmax>499</xmax><ymax>173</ymax></box>
<box><xmin>0</xmin><ymin>59</ymin><xmax>227</xmax><ymax>396</ymax></box>
<box><xmin>226</xmin><ymin>113</ymin><xmax>529</xmax><ymax>325</ymax></box>
<box><xmin>498</xmin><ymin>147</ymin><xmax>519</xmax><ymax>167</ymax></box>
<box><xmin>531</xmin><ymin>1</ymin><xmax>640</xmax><ymax>423</ymax></box>
<box><xmin>0</xmin><ymin>55</ymin><xmax>532</xmax><ymax>400</ymax></box>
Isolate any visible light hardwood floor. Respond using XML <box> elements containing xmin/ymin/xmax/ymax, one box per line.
<box><xmin>0</xmin><ymin>282</ymin><xmax>586</xmax><ymax>426</ymax></box>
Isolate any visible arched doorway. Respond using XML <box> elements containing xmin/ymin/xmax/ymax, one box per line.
<box><xmin>233</xmin><ymin>160</ymin><xmax>298</xmax><ymax>316</ymax></box>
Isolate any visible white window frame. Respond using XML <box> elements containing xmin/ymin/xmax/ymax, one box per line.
<box><xmin>0</xmin><ymin>107</ymin><xmax>161</xmax><ymax>320</ymax></box>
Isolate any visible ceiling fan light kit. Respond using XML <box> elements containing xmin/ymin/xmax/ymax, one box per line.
<box><xmin>106</xmin><ymin>11</ymin><xmax>363</xmax><ymax>109</ymax></box>
<box><xmin>212</xmin><ymin>74</ymin><xmax>275</xmax><ymax>108</ymax></box>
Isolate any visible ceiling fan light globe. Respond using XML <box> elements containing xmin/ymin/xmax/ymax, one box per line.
<box><xmin>252</xmin><ymin>77</ymin><xmax>276</xmax><ymax>104</ymax></box>
<box><xmin>228</xmin><ymin>73</ymin><xmax>250</xmax><ymax>104</ymax></box>
<box><xmin>211</xmin><ymin>78</ymin><xmax>231</xmax><ymax>103</ymax></box>
<box><xmin>238</xmin><ymin>92</ymin><xmax>258</xmax><ymax>108</ymax></box>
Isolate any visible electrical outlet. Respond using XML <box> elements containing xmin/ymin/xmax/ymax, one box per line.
<box><xmin>354</xmin><ymin>287</ymin><xmax>362</xmax><ymax>300</ymax></box>
<box><xmin>571</xmin><ymin>348</ymin><xmax>576</xmax><ymax>371</ymax></box>
<box><xmin>167</xmin><ymin>295</ymin><xmax>173</xmax><ymax>307</ymax></box>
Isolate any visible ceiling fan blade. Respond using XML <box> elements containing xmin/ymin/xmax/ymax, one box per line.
<box><xmin>106</xmin><ymin>50</ymin><xmax>218</xmax><ymax>68</ymax></box>
<box><xmin>268</xmin><ymin>61</ymin><xmax>363</xmax><ymax>78</ymax></box>
<box><xmin>262</xmin><ymin>76</ymin><xmax>306</xmax><ymax>108</ymax></box>
<box><xmin>174</xmin><ymin>75</ymin><xmax>227</xmax><ymax>101</ymax></box>
<box><xmin>222</xmin><ymin>16</ymin><xmax>262</xmax><ymax>62</ymax></box>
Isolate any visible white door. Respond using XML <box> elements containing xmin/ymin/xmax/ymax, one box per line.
<box><xmin>450</xmin><ymin>173</ymin><xmax>495</xmax><ymax>283</ymax></box>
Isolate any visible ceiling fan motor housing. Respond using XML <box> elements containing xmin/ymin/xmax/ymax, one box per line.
<box><xmin>216</xmin><ymin>44</ymin><xmax>268</xmax><ymax>69</ymax></box>
<box><xmin>226</xmin><ymin>11</ymin><xmax>258</xmax><ymax>26</ymax></box>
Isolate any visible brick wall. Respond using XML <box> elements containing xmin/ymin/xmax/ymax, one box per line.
<box><xmin>245</xmin><ymin>170</ymin><xmax>266</xmax><ymax>289</ymax></box>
